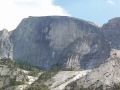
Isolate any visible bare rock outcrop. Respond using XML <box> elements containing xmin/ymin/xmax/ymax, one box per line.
<box><xmin>10</xmin><ymin>16</ymin><xmax>110</xmax><ymax>70</ymax></box>
<box><xmin>102</xmin><ymin>17</ymin><xmax>120</xmax><ymax>49</ymax></box>
<box><xmin>65</xmin><ymin>50</ymin><xmax>120</xmax><ymax>90</ymax></box>
<box><xmin>0</xmin><ymin>29</ymin><xmax>13</xmax><ymax>59</ymax></box>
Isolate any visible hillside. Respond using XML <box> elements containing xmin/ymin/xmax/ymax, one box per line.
<box><xmin>1</xmin><ymin>16</ymin><xmax>120</xmax><ymax>90</ymax></box>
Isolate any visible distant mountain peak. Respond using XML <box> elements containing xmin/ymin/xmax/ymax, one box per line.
<box><xmin>102</xmin><ymin>17</ymin><xmax>120</xmax><ymax>30</ymax></box>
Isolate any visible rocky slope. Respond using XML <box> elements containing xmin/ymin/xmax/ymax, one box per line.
<box><xmin>65</xmin><ymin>50</ymin><xmax>120</xmax><ymax>90</ymax></box>
<box><xmin>0</xmin><ymin>58</ymin><xmax>42</xmax><ymax>90</ymax></box>
<box><xmin>10</xmin><ymin>16</ymin><xmax>110</xmax><ymax>70</ymax></box>
<box><xmin>46</xmin><ymin>70</ymin><xmax>91</xmax><ymax>90</ymax></box>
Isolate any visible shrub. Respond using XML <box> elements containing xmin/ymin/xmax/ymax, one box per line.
<box><xmin>38</xmin><ymin>70</ymin><xmax>58</xmax><ymax>82</ymax></box>
<box><xmin>15</xmin><ymin>60</ymin><xmax>40</xmax><ymax>71</ymax></box>
<box><xmin>9</xmin><ymin>77</ymin><xmax>25</xmax><ymax>86</ymax></box>
<box><xmin>0</xmin><ymin>58</ymin><xmax>14</xmax><ymax>67</ymax></box>
<box><xmin>28</xmin><ymin>70</ymin><xmax>39</xmax><ymax>77</ymax></box>
<box><xmin>26</xmin><ymin>83</ymin><xmax>50</xmax><ymax>90</ymax></box>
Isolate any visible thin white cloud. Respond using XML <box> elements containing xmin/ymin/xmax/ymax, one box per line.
<box><xmin>0</xmin><ymin>0</ymin><xmax>70</xmax><ymax>30</ymax></box>
<box><xmin>107</xmin><ymin>0</ymin><xmax>115</xmax><ymax>5</ymax></box>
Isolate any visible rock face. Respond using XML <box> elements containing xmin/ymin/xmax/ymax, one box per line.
<box><xmin>102</xmin><ymin>17</ymin><xmax>120</xmax><ymax>49</ymax></box>
<box><xmin>10</xmin><ymin>16</ymin><xmax>110</xmax><ymax>70</ymax></box>
<box><xmin>65</xmin><ymin>52</ymin><xmax>120</xmax><ymax>90</ymax></box>
<box><xmin>0</xmin><ymin>29</ymin><xmax>13</xmax><ymax>59</ymax></box>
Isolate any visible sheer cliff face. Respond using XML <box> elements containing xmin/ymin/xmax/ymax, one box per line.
<box><xmin>0</xmin><ymin>29</ymin><xmax>13</xmax><ymax>59</ymax></box>
<box><xmin>10</xmin><ymin>16</ymin><xmax>110</xmax><ymax>70</ymax></box>
<box><xmin>102</xmin><ymin>17</ymin><xmax>120</xmax><ymax>49</ymax></box>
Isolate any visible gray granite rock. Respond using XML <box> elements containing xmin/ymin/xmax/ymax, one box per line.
<box><xmin>102</xmin><ymin>17</ymin><xmax>120</xmax><ymax>49</ymax></box>
<box><xmin>0</xmin><ymin>29</ymin><xmax>13</xmax><ymax>59</ymax></box>
<box><xmin>10</xmin><ymin>16</ymin><xmax>110</xmax><ymax>70</ymax></box>
<box><xmin>65</xmin><ymin>50</ymin><xmax>120</xmax><ymax>90</ymax></box>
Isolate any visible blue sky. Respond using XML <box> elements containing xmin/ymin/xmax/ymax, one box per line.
<box><xmin>0</xmin><ymin>0</ymin><xmax>120</xmax><ymax>30</ymax></box>
<box><xmin>55</xmin><ymin>0</ymin><xmax>120</xmax><ymax>25</ymax></box>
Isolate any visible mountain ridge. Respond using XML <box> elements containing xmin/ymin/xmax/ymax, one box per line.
<box><xmin>0</xmin><ymin>16</ymin><xmax>117</xmax><ymax>70</ymax></box>
<box><xmin>1</xmin><ymin>16</ymin><xmax>120</xmax><ymax>90</ymax></box>
<box><xmin>9</xmin><ymin>16</ymin><xmax>110</xmax><ymax>70</ymax></box>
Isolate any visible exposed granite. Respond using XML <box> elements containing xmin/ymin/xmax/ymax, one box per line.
<box><xmin>10</xmin><ymin>16</ymin><xmax>110</xmax><ymax>70</ymax></box>
<box><xmin>65</xmin><ymin>50</ymin><xmax>120</xmax><ymax>90</ymax></box>
<box><xmin>102</xmin><ymin>17</ymin><xmax>120</xmax><ymax>49</ymax></box>
<box><xmin>0</xmin><ymin>29</ymin><xmax>13</xmax><ymax>59</ymax></box>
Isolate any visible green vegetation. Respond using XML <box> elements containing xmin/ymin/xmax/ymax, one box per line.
<box><xmin>78</xmin><ymin>84</ymin><xmax>120</xmax><ymax>90</ymax></box>
<box><xmin>26</xmin><ymin>83</ymin><xmax>50</xmax><ymax>90</ymax></box>
<box><xmin>0</xmin><ymin>58</ymin><xmax>40</xmax><ymax>71</ymax></box>
<box><xmin>26</xmin><ymin>69</ymin><xmax>58</xmax><ymax>90</ymax></box>
<box><xmin>38</xmin><ymin>70</ymin><xmax>58</xmax><ymax>82</ymax></box>
<box><xmin>15</xmin><ymin>60</ymin><xmax>41</xmax><ymax>77</ymax></box>
<box><xmin>25</xmin><ymin>71</ymin><xmax>55</xmax><ymax>90</ymax></box>
<box><xmin>15</xmin><ymin>60</ymin><xmax>40</xmax><ymax>71</ymax></box>
<box><xmin>0</xmin><ymin>58</ymin><xmax>60</xmax><ymax>90</ymax></box>
<box><xmin>28</xmin><ymin>69</ymin><xmax>40</xmax><ymax>77</ymax></box>
<box><xmin>9</xmin><ymin>77</ymin><xmax>25</xmax><ymax>86</ymax></box>
<box><xmin>0</xmin><ymin>58</ymin><xmax>14</xmax><ymax>68</ymax></box>
<box><xmin>1</xmin><ymin>77</ymin><xmax>25</xmax><ymax>90</ymax></box>
<box><xmin>50</xmin><ymin>63</ymin><xmax>61</xmax><ymax>71</ymax></box>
